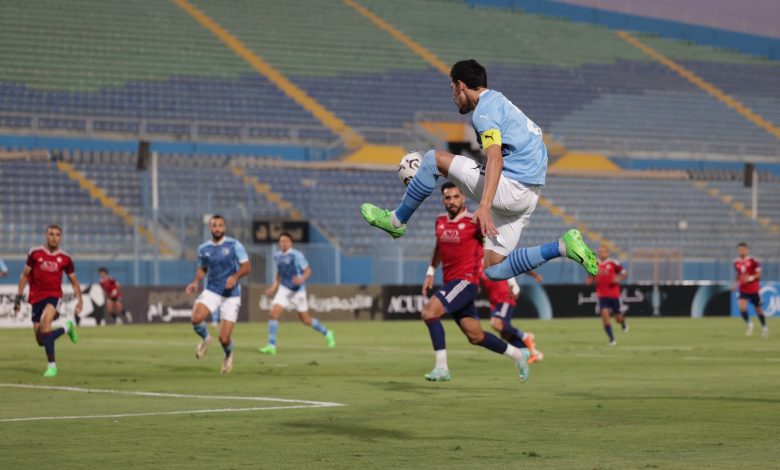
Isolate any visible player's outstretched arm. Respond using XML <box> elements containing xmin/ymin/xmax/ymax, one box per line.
<box><xmin>13</xmin><ymin>266</ymin><xmax>31</xmax><ymax>314</ymax></box>
<box><xmin>422</xmin><ymin>242</ymin><xmax>441</xmax><ymax>296</ymax></box>
<box><xmin>186</xmin><ymin>267</ymin><xmax>207</xmax><ymax>295</ymax></box>
<box><xmin>472</xmin><ymin>144</ymin><xmax>502</xmax><ymax>238</ymax></box>
<box><xmin>68</xmin><ymin>272</ymin><xmax>84</xmax><ymax>314</ymax></box>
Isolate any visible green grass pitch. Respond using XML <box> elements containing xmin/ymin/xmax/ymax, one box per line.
<box><xmin>0</xmin><ymin>318</ymin><xmax>778</xmax><ymax>469</ymax></box>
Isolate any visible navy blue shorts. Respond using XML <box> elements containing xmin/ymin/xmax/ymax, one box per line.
<box><xmin>31</xmin><ymin>297</ymin><xmax>60</xmax><ymax>323</ymax></box>
<box><xmin>739</xmin><ymin>292</ymin><xmax>762</xmax><ymax>307</ymax></box>
<box><xmin>434</xmin><ymin>280</ymin><xmax>478</xmax><ymax>322</ymax></box>
<box><xmin>598</xmin><ymin>297</ymin><xmax>621</xmax><ymax>314</ymax></box>
<box><xmin>491</xmin><ymin>302</ymin><xmax>514</xmax><ymax>320</ymax></box>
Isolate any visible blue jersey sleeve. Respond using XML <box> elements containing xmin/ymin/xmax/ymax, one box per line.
<box><xmin>294</xmin><ymin>251</ymin><xmax>309</xmax><ymax>272</ymax></box>
<box><xmin>234</xmin><ymin>241</ymin><xmax>249</xmax><ymax>264</ymax></box>
<box><xmin>197</xmin><ymin>244</ymin><xmax>208</xmax><ymax>270</ymax></box>
<box><xmin>0</xmin><ymin>259</ymin><xmax>7</xmax><ymax>273</ymax></box>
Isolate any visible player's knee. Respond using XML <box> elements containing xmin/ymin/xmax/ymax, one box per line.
<box><xmin>490</xmin><ymin>317</ymin><xmax>504</xmax><ymax>332</ymax></box>
<box><xmin>219</xmin><ymin>333</ymin><xmax>230</xmax><ymax>345</ymax></box>
<box><xmin>466</xmin><ymin>330</ymin><xmax>485</xmax><ymax>345</ymax></box>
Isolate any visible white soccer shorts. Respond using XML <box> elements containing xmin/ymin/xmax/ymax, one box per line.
<box><xmin>448</xmin><ymin>154</ymin><xmax>539</xmax><ymax>256</ymax></box>
<box><xmin>271</xmin><ymin>285</ymin><xmax>308</xmax><ymax>313</ymax></box>
<box><xmin>196</xmin><ymin>289</ymin><xmax>241</xmax><ymax>323</ymax></box>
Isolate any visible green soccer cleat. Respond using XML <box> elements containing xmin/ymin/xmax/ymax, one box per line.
<box><xmin>561</xmin><ymin>229</ymin><xmax>598</xmax><ymax>276</ymax></box>
<box><xmin>516</xmin><ymin>348</ymin><xmax>530</xmax><ymax>382</ymax></box>
<box><xmin>360</xmin><ymin>203</ymin><xmax>406</xmax><ymax>239</ymax></box>
<box><xmin>325</xmin><ymin>330</ymin><xmax>336</xmax><ymax>348</ymax></box>
<box><xmin>43</xmin><ymin>366</ymin><xmax>58</xmax><ymax>378</ymax></box>
<box><xmin>66</xmin><ymin>319</ymin><xmax>78</xmax><ymax>344</ymax></box>
<box><xmin>258</xmin><ymin>344</ymin><xmax>277</xmax><ymax>356</ymax></box>
<box><xmin>424</xmin><ymin>368</ymin><xmax>451</xmax><ymax>382</ymax></box>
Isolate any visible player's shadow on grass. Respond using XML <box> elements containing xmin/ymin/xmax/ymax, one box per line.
<box><xmin>356</xmin><ymin>379</ymin><xmax>519</xmax><ymax>395</ymax></box>
<box><xmin>280</xmin><ymin>420</ymin><xmax>412</xmax><ymax>441</ymax></box>
<box><xmin>559</xmin><ymin>391</ymin><xmax>780</xmax><ymax>404</ymax></box>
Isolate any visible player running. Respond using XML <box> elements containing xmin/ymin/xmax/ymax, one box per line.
<box><xmin>185</xmin><ymin>215</ymin><xmax>250</xmax><ymax>374</ymax></box>
<box><xmin>361</xmin><ymin>59</ymin><xmax>597</xmax><ymax>282</ymax></box>
<box><xmin>481</xmin><ymin>271</ymin><xmax>543</xmax><ymax>363</ymax></box>
<box><xmin>13</xmin><ymin>225</ymin><xmax>81</xmax><ymax>377</ymax></box>
<box><xmin>421</xmin><ymin>182</ymin><xmax>532</xmax><ymax>382</ymax></box>
<box><xmin>586</xmin><ymin>244</ymin><xmax>628</xmax><ymax>346</ymax></box>
<box><xmin>733</xmin><ymin>242</ymin><xmax>767</xmax><ymax>337</ymax></box>
<box><xmin>259</xmin><ymin>233</ymin><xmax>335</xmax><ymax>355</ymax></box>
<box><xmin>98</xmin><ymin>267</ymin><xmax>130</xmax><ymax>324</ymax></box>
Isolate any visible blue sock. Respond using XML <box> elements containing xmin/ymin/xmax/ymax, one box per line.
<box><xmin>425</xmin><ymin>318</ymin><xmax>446</xmax><ymax>350</ymax></box>
<box><xmin>311</xmin><ymin>318</ymin><xmax>328</xmax><ymax>335</ymax></box>
<box><xmin>758</xmin><ymin>314</ymin><xmax>766</xmax><ymax>327</ymax></box>
<box><xmin>502</xmin><ymin>322</ymin><xmax>526</xmax><ymax>349</ymax></box>
<box><xmin>394</xmin><ymin>150</ymin><xmax>439</xmax><ymax>223</ymax></box>
<box><xmin>51</xmin><ymin>327</ymin><xmax>65</xmax><ymax>341</ymax></box>
<box><xmin>740</xmin><ymin>311</ymin><xmax>750</xmax><ymax>323</ymax></box>
<box><xmin>477</xmin><ymin>332</ymin><xmax>509</xmax><ymax>355</ymax></box>
<box><xmin>485</xmin><ymin>241</ymin><xmax>561</xmax><ymax>280</ymax></box>
<box><xmin>604</xmin><ymin>324</ymin><xmax>614</xmax><ymax>341</ymax></box>
<box><xmin>222</xmin><ymin>340</ymin><xmax>234</xmax><ymax>357</ymax></box>
<box><xmin>193</xmin><ymin>321</ymin><xmax>208</xmax><ymax>340</ymax></box>
<box><xmin>42</xmin><ymin>332</ymin><xmax>55</xmax><ymax>362</ymax></box>
<box><xmin>268</xmin><ymin>319</ymin><xmax>279</xmax><ymax>346</ymax></box>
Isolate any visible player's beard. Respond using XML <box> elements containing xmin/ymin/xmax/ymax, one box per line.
<box><xmin>447</xmin><ymin>204</ymin><xmax>464</xmax><ymax>218</ymax></box>
<box><xmin>211</xmin><ymin>230</ymin><xmax>224</xmax><ymax>241</ymax></box>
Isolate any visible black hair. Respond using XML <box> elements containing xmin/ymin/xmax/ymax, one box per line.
<box><xmin>737</xmin><ymin>242</ymin><xmax>748</xmax><ymax>248</ymax></box>
<box><xmin>98</xmin><ymin>267</ymin><xmax>108</xmax><ymax>274</ymax></box>
<box><xmin>47</xmin><ymin>224</ymin><xmax>62</xmax><ymax>233</ymax></box>
<box><xmin>210</xmin><ymin>214</ymin><xmax>225</xmax><ymax>222</ymax></box>
<box><xmin>441</xmin><ymin>182</ymin><xmax>459</xmax><ymax>193</ymax></box>
<box><xmin>279</xmin><ymin>232</ymin><xmax>293</xmax><ymax>241</ymax></box>
<box><xmin>450</xmin><ymin>59</ymin><xmax>487</xmax><ymax>89</ymax></box>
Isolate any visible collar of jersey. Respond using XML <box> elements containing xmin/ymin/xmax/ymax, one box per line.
<box><xmin>208</xmin><ymin>237</ymin><xmax>227</xmax><ymax>246</ymax></box>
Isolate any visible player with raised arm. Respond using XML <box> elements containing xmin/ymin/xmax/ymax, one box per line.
<box><xmin>481</xmin><ymin>271</ymin><xmax>543</xmax><ymax>363</ymax></box>
<box><xmin>185</xmin><ymin>215</ymin><xmax>250</xmax><ymax>374</ymax></box>
<box><xmin>13</xmin><ymin>225</ymin><xmax>81</xmax><ymax>377</ymax></box>
<box><xmin>362</xmin><ymin>59</ymin><xmax>597</xmax><ymax>282</ymax></box>
<box><xmin>98</xmin><ymin>267</ymin><xmax>129</xmax><ymax>324</ymax></box>
<box><xmin>586</xmin><ymin>244</ymin><xmax>628</xmax><ymax>346</ymax></box>
<box><xmin>734</xmin><ymin>242</ymin><xmax>767</xmax><ymax>337</ymax></box>
<box><xmin>259</xmin><ymin>233</ymin><xmax>335</xmax><ymax>355</ymax></box>
<box><xmin>421</xmin><ymin>182</ymin><xmax>532</xmax><ymax>383</ymax></box>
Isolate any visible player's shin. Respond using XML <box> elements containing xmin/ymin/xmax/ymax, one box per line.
<box><xmin>424</xmin><ymin>318</ymin><xmax>448</xmax><ymax>369</ymax></box>
<box><xmin>393</xmin><ymin>150</ymin><xmax>439</xmax><ymax>226</ymax></box>
<box><xmin>193</xmin><ymin>321</ymin><xmax>209</xmax><ymax>339</ymax></box>
<box><xmin>268</xmin><ymin>319</ymin><xmax>279</xmax><ymax>346</ymax></box>
<box><xmin>484</xmin><ymin>241</ymin><xmax>562</xmax><ymax>280</ymax></box>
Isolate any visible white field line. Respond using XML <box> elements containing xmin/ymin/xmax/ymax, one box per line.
<box><xmin>0</xmin><ymin>384</ymin><xmax>344</xmax><ymax>423</ymax></box>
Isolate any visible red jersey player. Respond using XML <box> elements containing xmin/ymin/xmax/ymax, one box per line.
<box><xmin>14</xmin><ymin>225</ymin><xmax>82</xmax><ymax>377</ymax></box>
<box><xmin>420</xmin><ymin>182</ymin><xmax>531</xmax><ymax>382</ymax></box>
<box><xmin>480</xmin><ymin>271</ymin><xmax>543</xmax><ymax>363</ymax></box>
<box><xmin>585</xmin><ymin>244</ymin><xmax>627</xmax><ymax>345</ymax></box>
<box><xmin>733</xmin><ymin>242</ymin><xmax>767</xmax><ymax>337</ymax></box>
<box><xmin>98</xmin><ymin>267</ymin><xmax>129</xmax><ymax>324</ymax></box>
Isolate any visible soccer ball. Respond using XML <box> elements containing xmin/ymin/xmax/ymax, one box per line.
<box><xmin>398</xmin><ymin>151</ymin><xmax>422</xmax><ymax>186</ymax></box>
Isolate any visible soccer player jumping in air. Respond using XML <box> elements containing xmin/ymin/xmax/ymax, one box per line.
<box><xmin>14</xmin><ymin>225</ymin><xmax>81</xmax><ymax>377</ymax></box>
<box><xmin>361</xmin><ymin>59</ymin><xmax>597</xmax><ymax>280</ymax></box>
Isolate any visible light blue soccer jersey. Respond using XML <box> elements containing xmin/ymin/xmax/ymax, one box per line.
<box><xmin>0</xmin><ymin>258</ymin><xmax>7</xmax><ymax>274</ymax></box>
<box><xmin>472</xmin><ymin>89</ymin><xmax>548</xmax><ymax>186</ymax></box>
<box><xmin>273</xmin><ymin>249</ymin><xmax>309</xmax><ymax>292</ymax></box>
<box><xmin>197</xmin><ymin>237</ymin><xmax>249</xmax><ymax>298</ymax></box>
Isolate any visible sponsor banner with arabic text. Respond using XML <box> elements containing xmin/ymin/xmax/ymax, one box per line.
<box><xmin>248</xmin><ymin>284</ymin><xmax>382</xmax><ymax>321</ymax></box>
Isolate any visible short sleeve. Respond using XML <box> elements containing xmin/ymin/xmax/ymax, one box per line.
<box><xmin>26</xmin><ymin>251</ymin><xmax>35</xmax><ymax>268</ymax></box>
<box><xmin>234</xmin><ymin>241</ymin><xmax>249</xmax><ymax>264</ymax></box>
<box><xmin>198</xmin><ymin>246</ymin><xmax>208</xmax><ymax>269</ymax></box>
<box><xmin>295</xmin><ymin>251</ymin><xmax>309</xmax><ymax>271</ymax></box>
<box><xmin>64</xmin><ymin>256</ymin><xmax>75</xmax><ymax>275</ymax></box>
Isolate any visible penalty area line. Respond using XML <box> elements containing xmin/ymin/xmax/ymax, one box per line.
<box><xmin>0</xmin><ymin>384</ymin><xmax>345</xmax><ymax>422</ymax></box>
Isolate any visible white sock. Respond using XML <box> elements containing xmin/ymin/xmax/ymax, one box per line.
<box><xmin>390</xmin><ymin>211</ymin><xmax>405</xmax><ymax>229</ymax></box>
<box><xmin>48</xmin><ymin>362</ymin><xmax>56</xmax><ymax>368</ymax></box>
<box><xmin>558</xmin><ymin>239</ymin><xmax>567</xmax><ymax>257</ymax></box>
<box><xmin>63</xmin><ymin>323</ymin><xmax>69</xmax><ymax>333</ymax></box>
<box><xmin>503</xmin><ymin>344</ymin><xmax>524</xmax><ymax>362</ymax></box>
<box><xmin>434</xmin><ymin>349</ymin><xmax>448</xmax><ymax>370</ymax></box>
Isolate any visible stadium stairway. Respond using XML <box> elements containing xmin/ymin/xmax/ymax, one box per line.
<box><xmin>229</xmin><ymin>165</ymin><xmax>302</xmax><ymax>219</ymax></box>
<box><xmin>691</xmin><ymin>180</ymin><xmax>780</xmax><ymax>236</ymax></box>
<box><xmin>617</xmin><ymin>31</ymin><xmax>780</xmax><ymax>143</ymax></box>
<box><xmin>55</xmin><ymin>161</ymin><xmax>174</xmax><ymax>255</ymax></box>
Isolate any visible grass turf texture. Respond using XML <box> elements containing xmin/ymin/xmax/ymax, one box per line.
<box><xmin>0</xmin><ymin>318</ymin><xmax>778</xmax><ymax>469</ymax></box>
